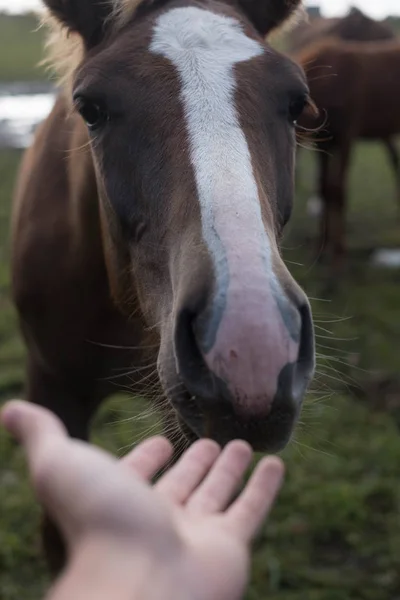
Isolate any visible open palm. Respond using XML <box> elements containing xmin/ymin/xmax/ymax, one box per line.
<box><xmin>1</xmin><ymin>401</ymin><xmax>284</xmax><ymax>600</ymax></box>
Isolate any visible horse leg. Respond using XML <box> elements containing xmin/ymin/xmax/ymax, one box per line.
<box><xmin>25</xmin><ymin>355</ymin><xmax>100</xmax><ymax>575</ymax></box>
<box><xmin>383</xmin><ymin>138</ymin><xmax>400</xmax><ymax>216</ymax></box>
<box><xmin>316</xmin><ymin>147</ymin><xmax>330</xmax><ymax>262</ymax></box>
<box><xmin>26</xmin><ymin>356</ymin><xmax>95</xmax><ymax>439</ymax></box>
<box><xmin>327</xmin><ymin>140</ymin><xmax>352</xmax><ymax>275</ymax></box>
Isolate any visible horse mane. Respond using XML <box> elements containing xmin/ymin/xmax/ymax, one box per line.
<box><xmin>40</xmin><ymin>0</ymin><xmax>145</xmax><ymax>91</ymax></box>
<box><xmin>268</xmin><ymin>3</ymin><xmax>308</xmax><ymax>46</ymax></box>
<box><xmin>41</xmin><ymin>12</ymin><xmax>83</xmax><ymax>91</ymax></box>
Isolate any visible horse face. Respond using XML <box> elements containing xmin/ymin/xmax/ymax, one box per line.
<box><xmin>51</xmin><ymin>0</ymin><xmax>315</xmax><ymax>451</ymax></box>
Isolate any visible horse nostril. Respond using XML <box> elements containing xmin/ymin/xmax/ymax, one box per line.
<box><xmin>296</xmin><ymin>302</ymin><xmax>316</xmax><ymax>395</ymax></box>
<box><xmin>174</xmin><ymin>293</ymin><xmax>315</xmax><ymax>413</ymax></box>
<box><xmin>174</xmin><ymin>303</ymin><xmax>242</xmax><ymax>406</ymax></box>
<box><xmin>174</xmin><ymin>306</ymin><xmax>216</xmax><ymax>400</ymax></box>
<box><xmin>276</xmin><ymin>301</ymin><xmax>315</xmax><ymax>406</ymax></box>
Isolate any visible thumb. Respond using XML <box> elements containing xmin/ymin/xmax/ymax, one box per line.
<box><xmin>1</xmin><ymin>400</ymin><xmax>67</xmax><ymax>471</ymax></box>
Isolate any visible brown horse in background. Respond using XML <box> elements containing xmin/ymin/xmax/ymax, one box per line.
<box><xmin>290</xmin><ymin>8</ymin><xmax>400</xmax><ymax>209</ymax></box>
<box><xmin>296</xmin><ymin>38</ymin><xmax>400</xmax><ymax>266</ymax></box>
<box><xmin>287</xmin><ymin>7</ymin><xmax>394</xmax><ymax>53</ymax></box>
<box><xmin>11</xmin><ymin>0</ymin><xmax>315</xmax><ymax>573</ymax></box>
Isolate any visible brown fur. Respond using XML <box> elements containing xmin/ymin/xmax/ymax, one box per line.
<box><xmin>287</xmin><ymin>16</ymin><xmax>339</xmax><ymax>53</ymax></box>
<box><xmin>287</xmin><ymin>7</ymin><xmax>395</xmax><ymax>54</ymax></box>
<box><xmin>290</xmin><ymin>8</ymin><xmax>398</xmax><ymax>270</ymax></box>
<box><xmin>296</xmin><ymin>37</ymin><xmax>400</xmax><ymax>267</ymax></box>
<box><xmin>41</xmin><ymin>0</ymin><xmax>147</xmax><ymax>91</ymax></box>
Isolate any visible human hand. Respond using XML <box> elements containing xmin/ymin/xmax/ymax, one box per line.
<box><xmin>1</xmin><ymin>400</ymin><xmax>284</xmax><ymax>600</ymax></box>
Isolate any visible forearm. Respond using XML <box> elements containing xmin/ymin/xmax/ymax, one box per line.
<box><xmin>46</xmin><ymin>537</ymin><xmax>186</xmax><ymax>600</ymax></box>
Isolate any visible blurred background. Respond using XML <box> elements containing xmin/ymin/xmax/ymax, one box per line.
<box><xmin>0</xmin><ymin>2</ymin><xmax>400</xmax><ymax>599</ymax></box>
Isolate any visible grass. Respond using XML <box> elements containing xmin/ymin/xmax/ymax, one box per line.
<box><xmin>0</xmin><ymin>14</ymin><xmax>46</xmax><ymax>82</ymax></box>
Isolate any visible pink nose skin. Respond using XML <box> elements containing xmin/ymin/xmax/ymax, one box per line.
<box><xmin>203</xmin><ymin>277</ymin><xmax>300</xmax><ymax>415</ymax></box>
<box><xmin>198</xmin><ymin>200</ymin><xmax>302</xmax><ymax>416</ymax></box>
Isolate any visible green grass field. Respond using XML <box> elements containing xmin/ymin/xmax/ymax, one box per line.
<box><xmin>0</xmin><ymin>14</ymin><xmax>46</xmax><ymax>82</ymax></box>
<box><xmin>1</xmin><ymin>11</ymin><xmax>400</xmax><ymax>600</ymax></box>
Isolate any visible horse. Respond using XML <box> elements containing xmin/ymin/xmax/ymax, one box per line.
<box><xmin>286</xmin><ymin>15</ymin><xmax>339</xmax><ymax>54</ymax></box>
<box><xmin>290</xmin><ymin>8</ymin><xmax>400</xmax><ymax>217</ymax></box>
<box><xmin>287</xmin><ymin>7</ymin><xmax>395</xmax><ymax>54</ymax></box>
<box><xmin>11</xmin><ymin>0</ymin><xmax>316</xmax><ymax>572</ymax></box>
<box><xmin>288</xmin><ymin>9</ymin><xmax>400</xmax><ymax>270</ymax></box>
<box><xmin>296</xmin><ymin>38</ymin><xmax>400</xmax><ymax>268</ymax></box>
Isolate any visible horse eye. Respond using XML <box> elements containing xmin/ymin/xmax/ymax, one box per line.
<box><xmin>74</xmin><ymin>96</ymin><xmax>109</xmax><ymax>130</ymax></box>
<box><xmin>288</xmin><ymin>94</ymin><xmax>308</xmax><ymax>125</ymax></box>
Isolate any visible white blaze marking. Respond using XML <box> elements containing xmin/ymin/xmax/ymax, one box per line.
<box><xmin>150</xmin><ymin>8</ymin><xmax>299</xmax><ymax>396</ymax></box>
<box><xmin>149</xmin><ymin>7</ymin><xmax>269</xmax><ymax>273</ymax></box>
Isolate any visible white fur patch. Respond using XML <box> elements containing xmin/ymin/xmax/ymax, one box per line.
<box><xmin>150</xmin><ymin>8</ymin><xmax>269</xmax><ymax>265</ymax></box>
<box><xmin>150</xmin><ymin>7</ymin><xmax>300</xmax><ymax>359</ymax></box>
<box><xmin>150</xmin><ymin>7</ymin><xmax>301</xmax><ymax>398</ymax></box>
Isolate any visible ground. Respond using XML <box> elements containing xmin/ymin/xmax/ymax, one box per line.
<box><xmin>1</xmin><ymin>14</ymin><xmax>400</xmax><ymax>600</ymax></box>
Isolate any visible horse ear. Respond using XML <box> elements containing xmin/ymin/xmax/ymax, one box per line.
<box><xmin>42</xmin><ymin>0</ymin><xmax>114</xmax><ymax>48</ymax></box>
<box><xmin>236</xmin><ymin>0</ymin><xmax>303</xmax><ymax>35</ymax></box>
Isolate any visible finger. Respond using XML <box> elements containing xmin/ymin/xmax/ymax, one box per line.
<box><xmin>0</xmin><ymin>400</ymin><xmax>72</xmax><ymax>508</ymax></box>
<box><xmin>224</xmin><ymin>456</ymin><xmax>284</xmax><ymax>543</ymax></box>
<box><xmin>186</xmin><ymin>440</ymin><xmax>252</xmax><ymax>513</ymax></box>
<box><xmin>1</xmin><ymin>400</ymin><xmax>67</xmax><ymax>453</ymax></box>
<box><xmin>1</xmin><ymin>401</ymin><xmax>126</xmax><ymax>544</ymax></box>
<box><xmin>120</xmin><ymin>436</ymin><xmax>174</xmax><ymax>481</ymax></box>
<box><xmin>0</xmin><ymin>400</ymin><xmax>73</xmax><ymax>501</ymax></box>
<box><xmin>154</xmin><ymin>439</ymin><xmax>221</xmax><ymax>503</ymax></box>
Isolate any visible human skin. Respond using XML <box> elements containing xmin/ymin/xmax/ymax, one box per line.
<box><xmin>1</xmin><ymin>400</ymin><xmax>284</xmax><ymax>600</ymax></box>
